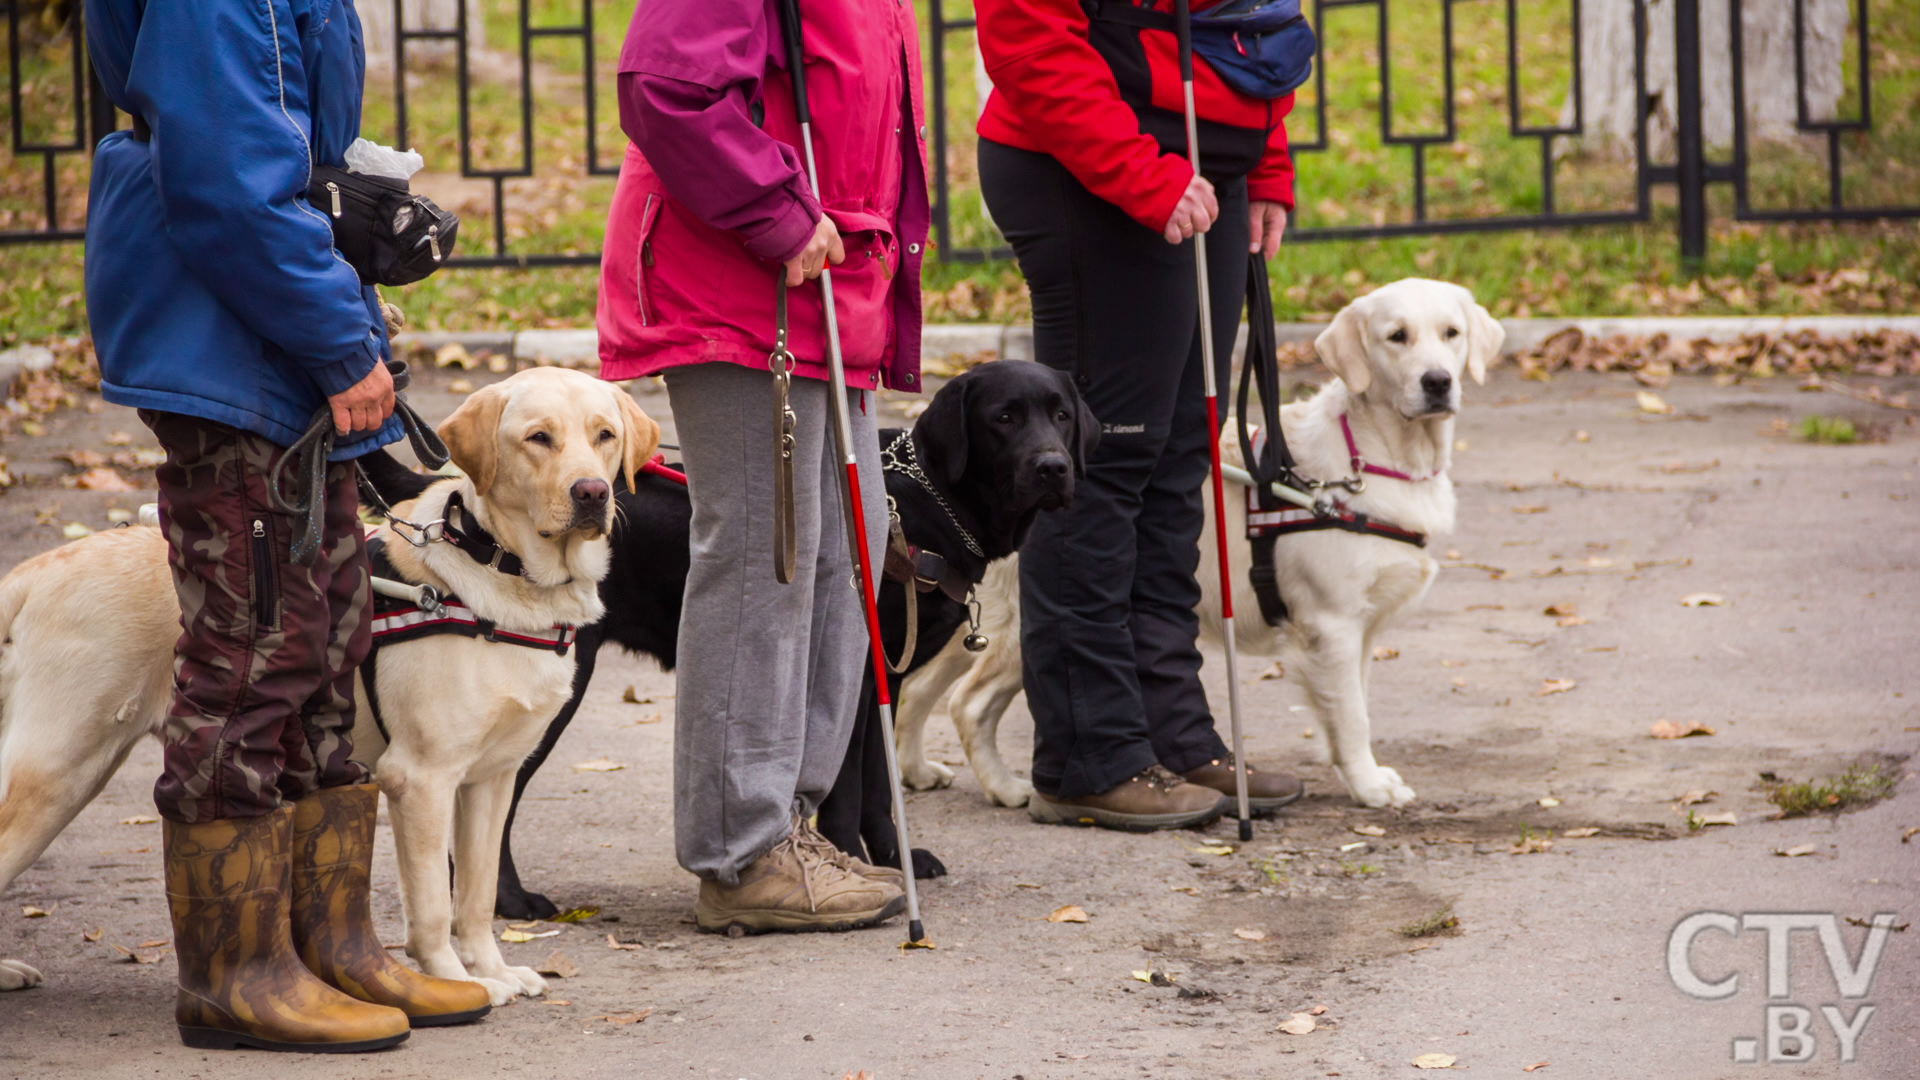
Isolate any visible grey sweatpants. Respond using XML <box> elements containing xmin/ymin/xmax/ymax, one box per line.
<box><xmin>664</xmin><ymin>361</ymin><xmax>886</xmax><ymax>884</ymax></box>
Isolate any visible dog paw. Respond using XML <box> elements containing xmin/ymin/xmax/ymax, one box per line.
<box><xmin>494</xmin><ymin>889</ymin><xmax>560</xmax><ymax>922</ymax></box>
<box><xmin>472</xmin><ymin>976</ymin><xmax>522</xmax><ymax>1008</ymax></box>
<box><xmin>982</xmin><ymin>776</ymin><xmax>1033</xmax><ymax>808</ymax></box>
<box><xmin>0</xmin><ymin>958</ymin><xmax>44</xmax><ymax>991</ymax></box>
<box><xmin>902</xmin><ymin>759</ymin><xmax>956</xmax><ymax>791</ymax></box>
<box><xmin>1345</xmin><ymin>766</ymin><xmax>1416</xmax><ymax>808</ymax></box>
<box><xmin>499</xmin><ymin>965</ymin><xmax>547</xmax><ymax>998</ymax></box>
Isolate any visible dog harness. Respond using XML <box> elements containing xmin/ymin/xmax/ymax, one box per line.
<box><xmin>878</xmin><ymin>430</ymin><xmax>990</xmax><ymax>673</ymax></box>
<box><xmin>1340</xmin><ymin>414</ymin><xmax>1441</xmax><ymax>484</ymax></box>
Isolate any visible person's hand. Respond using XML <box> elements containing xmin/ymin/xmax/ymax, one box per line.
<box><xmin>1162</xmin><ymin>173</ymin><xmax>1219</xmax><ymax>245</ymax></box>
<box><xmin>1249</xmin><ymin>200</ymin><xmax>1288</xmax><ymax>259</ymax></box>
<box><xmin>784</xmin><ymin>214</ymin><xmax>846</xmax><ymax>286</ymax></box>
<box><xmin>329</xmin><ymin>360</ymin><xmax>395</xmax><ymax>436</ymax></box>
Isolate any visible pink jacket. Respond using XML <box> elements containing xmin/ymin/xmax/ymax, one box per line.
<box><xmin>598</xmin><ymin>0</ymin><xmax>929</xmax><ymax>393</ymax></box>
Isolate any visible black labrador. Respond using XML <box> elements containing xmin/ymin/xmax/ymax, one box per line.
<box><xmin>362</xmin><ymin>359</ymin><xmax>1095</xmax><ymax>919</ymax></box>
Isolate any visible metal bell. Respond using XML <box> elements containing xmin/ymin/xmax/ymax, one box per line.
<box><xmin>963</xmin><ymin>633</ymin><xmax>990</xmax><ymax>653</ymax></box>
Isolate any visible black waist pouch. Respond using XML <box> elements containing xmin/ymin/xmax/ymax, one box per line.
<box><xmin>307</xmin><ymin>166</ymin><xmax>459</xmax><ymax>287</ymax></box>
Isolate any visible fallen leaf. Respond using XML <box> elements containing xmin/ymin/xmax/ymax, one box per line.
<box><xmin>1276</xmin><ymin>1012</ymin><xmax>1317</xmax><ymax>1035</ymax></box>
<box><xmin>1677</xmin><ymin>790</ymin><xmax>1717</xmax><ymax>805</ymax></box>
<box><xmin>1776</xmin><ymin>844</ymin><xmax>1817</xmax><ymax>858</ymax></box>
<box><xmin>120</xmin><ymin>815</ymin><xmax>159</xmax><ymax>825</ymax></box>
<box><xmin>1537</xmin><ymin>797</ymin><xmax>1562</xmax><ymax>808</ymax></box>
<box><xmin>1903</xmin><ymin>827</ymin><xmax>1920</xmax><ymax>844</ymax></box>
<box><xmin>1512</xmin><ymin>504</ymin><xmax>1549</xmax><ymax>514</ymax></box>
<box><xmin>82</xmin><ymin>928</ymin><xmax>104</xmax><ymax>943</ymax></box>
<box><xmin>1525</xmin><ymin>1063</ymin><xmax>1551</xmax><ymax>1073</ymax></box>
<box><xmin>1557</xmin><ymin>616</ymin><xmax>1589</xmax><ymax>627</ymax></box>
<box><xmin>546</xmin><ymin>999</ymin><xmax>572</xmax><ymax>1006</ymax></box>
<box><xmin>536</xmin><ymin>950</ymin><xmax>579</xmax><ymax>978</ymax></box>
<box><xmin>1047</xmin><ymin>905</ymin><xmax>1090</xmax><ymax>924</ymax></box>
<box><xmin>595</xmin><ymin>1009</ymin><xmax>653</xmax><ymax>1025</ymax></box>
<box><xmin>59</xmin><ymin>449</ymin><xmax>108</xmax><ymax>469</ymax></box>
<box><xmin>500</xmin><ymin>928</ymin><xmax>560</xmax><ymax>943</ymax></box>
<box><xmin>1636</xmin><ymin>391</ymin><xmax>1673</xmax><ymax>415</ymax></box>
<box><xmin>1582</xmin><ymin>556</ymin><xmax>1615</xmax><ymax>568</ymax></box>
<box><xmin>621</xmin><ymin>686</ymin><xmax>652</xmax><ymax>704</ymax></box>
<box><xmin>1536</xmin><ymin>678</ymin><xmax>1577</xmax><ymax>696</ymax></box>
<box><xmin>1650</xmin><ymin>720</ymin><xmax>1716</xmax><ymax>739</ymax></box>
<box><xmin>1543</xmin><ymin>603</ymin><xmax>1578</xmax><ymax>616</ymax></box>
<box><xmin>20</xmin><ymin>905</ymin><xmax>51</xmax><ymax>918</ymax></box>
<box><xmin>1014</xmin><ymin>882</ymin><xmax>1043</xmax><ymax>889</ymax></box>
<box><xmin>447</xmin><ymin>378</ymin><xmax>475</xmax><ymax>394</ymax></box>
<box><xmin>1439</xmin><ymin>659</ymin><xmax>1466</xmax><ymax>668</ymax></box>
<box><xmin>434</xmin><ymin>343</ymin><xmax>475</xmax><ymax>369</ymax></box>
<box><xmin>901</xmin><ymin>937</ymin><xmax>937</xmax><ymax>950</ymax></box>
<box><xmin>61</xmin><ymin>522</ymin><xmax>93</xmax><ymax>540</ymax></box>
<box><xmin>1309</xmin><ymin>1004</ymin><xmax>1328</xmax><ymax>1015</ymax></box>
<box><xmin>1698</xmin><ymin>812</ymin><xmax>1739</xmax><ymax>827</ymax></box>
<box><xmin>1562</xmin><ymin>827</ymin><xmax>1601</xmax><ymax>838</ymax></box>
<box><xmin>109</xmin><ymin>943</ymin><xmax>164</xmax><ymax>964</ymax></box>
<box><xmin>551</xmin><ymin>907</ymin><xmax>601</xmax><ymax>923</ymax></box>
<box><xmin>1679</xmin><ymin>592</ymin><xmax>1725</xmax><ymax>607</ymax></box>
<box><xmin>106</xmin><ymin>508</ymin><xmax>134</xmax><ymax>525</ymax></box>
<box><xmin>572</xmin><ymin>758</ymin><xmax>626</xmax><ymax>772</ymax></box>
<box><xmin>1450</xmin><ymin>676</ymin><xmax>1468</xmax><ymax>688</ymax></box>
<box><xmin>1371</xmin><ymin>646</ymin><xmax>1399</xmax><ymax>661</ymax></box>
<box><xmin>506</xmin><ymin>921</ymin><xmax>541</xmax><ymax>929</ymax></box>
<box><xmin>137</xmin><ymin>938</ymin><xmax>168</xmax><ymax>949</ymax></box>
<box><xmin>1413</xmin><ymin>1053</ymin><xmax>1458</xmax><ymax>1069</ymax></box>
<box><xmin>72</xmin><ymin>467</ymin><xmax>136</xmax><ymax>492</ymax></box>
<box><xmin>1130</xmin><ymin>969</ymin><xmax>1154</xmax><ymax>983</ymax></box>
<box><xmin>1189</xmin><ymin>844</ymin><xmax>1234</xmax><ymax>856</ymax></box>
<box><xmin>1510</xmin><ymin>836</ymin><xmax>1554</xmax><ymax>855</ymax></box>
<box><xmin>1169</xmin><ymin>885</ymin><xmax>1200</xmax><ymax>896</ymax></box>
<box><xmin>1258</xmin><ymin>661</ymin><xmax>1287</xmax><ymax>680</ymax></box>
<box><xmin>1232</xmin><ymin>928</ymin><xmax>1267</xmax><ymax>941</ymax></box>
<box><xmin>105</xmin><ymin>431</ymin><xmax>133</xmax><ymax>446</ymax></box>
<box><xmin>605</xmin><ymin>933</ymin><xmax>647</xmax><ymax>951</ymax></box>
<box><xmin>1352</xmin><ymin>825</ymin><xmax>1386</xmax><ymax>837</ymax></box>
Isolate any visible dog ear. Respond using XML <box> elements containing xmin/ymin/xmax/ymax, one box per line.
<box><xmin>1462</xmin><ymin>294</ymin><xmax>1504</xmax><ymax>386</ymax></box>
<box><xmin>438</xmin><ymin>382</ymin><xmax>509</xmax><ymax>497</ymax></box>
<box><xmin>1314</xmin><ymin>303</ymin><xmax>1372</xmax><ymax>394</ymax></box>
<box><xmin>914</xmin><ymin>373</ymin><xmax>972</xmax><ymax>487</ymax></box>
<box><xmin>615</xmin><ymin>389</ymin><xmax>661</xmax><ymax>491</ymax></box>
<box><xmin>1059</xmin><ymin>367</ymin><xmax>1100</xmax><ymax>477</ymax></box>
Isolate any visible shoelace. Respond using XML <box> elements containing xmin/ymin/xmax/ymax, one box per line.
<box><xmin>1139</xmin><ymin>764</ymin><xmax>1190</xmax><ymax>792</ymax></box>
<box><xmin>769</xmin><ymin>827</ymin><xmax>857</xmax><ymax>913</ymax></box>
<box><xmin>790</xmin><ymin>818</ymin><xmax>859</xmax><ymax>874</ymax></box>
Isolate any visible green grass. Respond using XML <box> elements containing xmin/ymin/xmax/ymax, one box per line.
<box><xmin>1796</xmin><ymin>414</ymin><xmax>1862</xmax><ymax>444</ymax></box>
<box><xmin>0</xmin><ymin>0</ymin><xmax>1916</xmax><ymax>338</ymax></box>
<box><xmin>1768</xmin><ymin>763</ymin><xmax>1898</xmax><ymax>817</ymax></box>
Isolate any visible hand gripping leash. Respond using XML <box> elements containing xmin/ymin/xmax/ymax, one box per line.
<box><xmin>1175</xmin><ymin>0</ymin><xmax>1254</xmax><ymax>842</ymax></box>
<box><xmin>774</xmin><ymin>0</ymin><xmax>926</xmax><ymax>944</ymax></box>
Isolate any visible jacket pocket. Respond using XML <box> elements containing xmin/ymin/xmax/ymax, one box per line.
<box><xmin>634</xmin><ymin>193</ymin><xmax>662</xmax><ymax>327</ymax></box>
<box><xmin>251</xmin><ymin>517</ymin><xmax>280</xmax><ymax>633</ymax></box>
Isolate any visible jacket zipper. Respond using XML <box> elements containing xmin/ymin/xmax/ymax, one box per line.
<box><xmin>251</xmin><ymin>517</ymin><xmax>280</xmax><ymax>632</ymax></box>
<box><xmin>636</xmin><ymin>193</ymin><xmax>658</xmax><ymax>326</ymax></box>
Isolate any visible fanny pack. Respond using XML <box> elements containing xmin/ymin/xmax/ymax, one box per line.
<box><xmin>306</xmin><ymin>166</ymin><xmax>460</xmax><ymax>287</ymax></box>
<box><xmin>1086</xmin><ymin>0</ymin><xmax>1316</xmax><ymax>102</ymax></box>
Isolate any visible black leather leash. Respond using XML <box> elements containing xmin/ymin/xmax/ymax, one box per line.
<box><xmin>769</xmin><ymin>276</ymin><xmax>799</xmax><ymax>584</ymax></box>
<box><xmin>268</xmin><ymin>358</ymin><xmax>450</xmax><ymax>564</ymax></box>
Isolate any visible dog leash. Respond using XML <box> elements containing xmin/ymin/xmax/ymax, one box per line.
<box><xmin>769</xmin><ymin>276</ymin><xmax>799</xmax><ymax>585</ymax></box>
<box><xmin>269</xmin><ymin>359</ymin><xmax>451</xmax><ymax>564</ymax></box>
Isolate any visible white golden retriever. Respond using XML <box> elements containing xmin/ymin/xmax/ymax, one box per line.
<box><xmin>0</xmin><ymin>368</ymin><xmax>657</xmax><ymax>1001</ymax></box>
<box><xmin>895</xmin><ymin>279</ymin><xmax>1502</xmax><ymax>810</ymax></box>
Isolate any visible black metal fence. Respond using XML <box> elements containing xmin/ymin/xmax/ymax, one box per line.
<box><xmin>2</xmin><ymin>0</ymin><xmax>1916</xmax><ymax>265</ymax></box>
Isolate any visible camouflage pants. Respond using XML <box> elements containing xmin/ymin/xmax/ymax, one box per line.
<box><xmin>141</xmin><ymin>410</ymin><xmax>373</xmax><ymax>824</ymax></box>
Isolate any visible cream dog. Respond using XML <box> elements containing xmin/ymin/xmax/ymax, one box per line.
<box><xmin>894</xmin><ymin>279</ymin><xmax>1502</xmax><ymax>810</ymax></box>
<box><xmin>0</xmin><ymin>368</ymin><xmax>657</xmax><ymax>999</ymax></box>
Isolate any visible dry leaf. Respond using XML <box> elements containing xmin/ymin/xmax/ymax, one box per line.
<box><xmin>1636</xmin><ymin>391</ymin><xmax>1673</xmax><ymax>415</ymax></box>
<box><xmin>1257</xmin><ymin>662</ymin><xmax>1287</xmax><ymax>680</ymax></box>
<box><xmin>434</xmin><ymin>343</ymin><xmax>475</xmax><ymax>369</ymax></box>
<box><xmin>1698</xmin><ymin>812</ymin><xmax>1739</xmax><ymax>827</ymax></box>
<box><xmin>1537</xmin><ymin>797</ymin><xmax>1562</xmax><ymax>808</ymax></box>
<box><xmin>1413</xmin><ymin>1053</ymin><xmax>1458</xmax><ymax>1069</ymax></box>
<box><xmin>1439</xmin><ymin>659</ymin><xmax>1466</xmax><ymax>668</ymax></box>
<box><xmin>572</xmin><ymin>758</ymin><xmax>626</xmax><ymax>772</ymax></box>
<box><xmin>1232</xmin><ymin>928</ymin><xmax>1267</xmax><ymax>941</ymax></box>
<box><xmin>1679</xmin><ymin>593</ymin><xmax>1725</xmax><ymax>607</ymax></box>
<box><xmin>546</xmin><ymin>999</ymin><xmax>572</xmax><ymax>1006</ymax></box>
<box><xmin>1512</xmin><ymin>504</ymin><xmax>1549</xmax><ymax>514</ymax></box>
<box><xmin>1543</xmin><ymin>603</ymin><xmax>1578</xmax><ymax>616</ymax></box>
<box><xmin>1677</xmin><ymin>790</ymin><xmax>1716</xmax><ymax>805</ymax></box>
<box><xmin>62</xmin><ymin>522</ymin><xmax>94</xmax><ymax>540</ymax></box>
<box><xmin>1536</xmin><ymin>678</ymin><xmax>1577</xmax><ymax>696</ymax></box>
<box><xmin>105</xmin><ymin>431</ymin><xmax>133</xmax><ymax>446</ymax></box>
<box><xmin>605</xmin><ymin>933</ymin><xmax>647</xmax><ymax>951</ymax></box>
<box><xmin>901</xmin><ymin>937</ymin><xmax>937</xmax><ymax>950</ymax></box>
<box><xmin>1525</xmin><ymin>1063</ymin><xmax>1550</xmax><ymax>1073</ymax></box>
<box><xmin>551</xmin><ymin>907</ymin><xmax>601</xmax><ymax>923</ymax></box>
<box><xmin>1169</xmin><ymin>885</ymin><xmax>1200</xmax><ymax>896</ymax></box>
<box><xmin>1650</xmin><ymin>720</ymin><xmax>1716</xmax><ymax>739</ymax></box>
<box><xmin>1371</xmin><ymin>646</ymin><xmax>1399</xmax><ymax>661</ymax></box>
<box><xmin>1014</xmin><ymin>882</ymin><xmax>1043</xmax><ymax>889</ymax></box>
<box><xmin>1189</xmin><ymin>844</ymin><xmax>1234</xmax><ymax>856</ymax></box>
<box><xmin>109</xmin><ymin>943</ymin><xmax>164</xmax><ymax>964</ymax></box>
<box><xmin>621</xmin><ymin>686</ymin><xmax>652</xmax><ymax>704</ymax></box>
<box><xmin>536</xmin><ymin>950</ymin><xmax>579</xmax><ymax>978</ymax></box>
<box><xmin>134</xmin><ymin>938</ymin><xmax>168</xmax><ymax>949</ymax></box>
<box><xmin>1450</xmin><ymin>676</ymin><xmax>1468</xmax><ymax>688</ymax></box>
<box><xmin>72</xmin><ymin>467</ymin><xmax>136</xmax><ymax>492</ymax></box>
<box><xmin>1776</xmin><ymin>844</ymin><xmax>1817</xmax><ymax>858</ymax></box>
<box><xmin>82</xmin><ymin>928</ymin><xmax>104</xmax><ymax>943</ymax></box>
<box><xmin>1582</xmin><ymin>556</ymin><xmax>1615</xmax><ymax>568</ymax></box>
<box><xmin>20</xmin><ymin>905</ymin><xmax>51</xmax><ymax>918</ymax></box>
<box><xmin>447</xmin><ymin>378</ymin><xmax>475</xmax><ymax>394</ymax></box>
<box><xmin>1557</xmin><ymin>616</ymin><xmax>1589</xmax><ymax>627</ymax></box>
<box><xmin>1562</xmin><ymin>827</ymin><xmax>1601</xmax><ymax>838</ymax></box>
<box><xmin>1309</xmin><ymin>1005</ymin><xmax>1328</xmax><ymax>1015</ymax></box>
<box><xmin>1276</xmin><ymin>1012</ymin><xmax>1317</xmax><ymax>1035</ymax></box>
<box><xmin>1352</xmin><ymin>825</ymin><xmax>1386</xmax><ymax>837</ymax></box>
<box><xmin>500</xmin><ymin>927</ymin><xmax>560</xmax><ymax>943</ymax></box>
<box><xmin>595</xmin><ymin>1009</ymin><xmax>653</xmax><ymax>1025</ymax></box>
<box><xmin>1511</xmin><ymin>836</ymin><xmax>1554</xmax><ymax>855</ymax></box>
<box><xmin>1047</xmin><ymin>905</ymin><xmax>1090</xmax><ymax>924</ymax></box>
<box><xmin>1903</xmin><ymin>827</ymin><xmax>1920</xmax><ymax>844</ymax></box>
<box><xmin>120</xmin><ymin>815</ymin><xmax>159</xmax><ymax>825</ymax></box>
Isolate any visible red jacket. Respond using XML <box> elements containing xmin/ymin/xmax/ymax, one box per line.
<box><xmin>976</xmin><ymin>0</ymin><xmax>1296</xmax><ymax>234</ymax></box>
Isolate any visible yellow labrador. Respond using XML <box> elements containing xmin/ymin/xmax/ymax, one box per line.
<box><xmin>0</xmin><ymin>368</ymin><xmax>657</xmax><ymax>1000</ymax></box>
<box><xmin>894</xmin><ymin>280</ymin><xmax>1502</xmax><ymax>810</ymax></box>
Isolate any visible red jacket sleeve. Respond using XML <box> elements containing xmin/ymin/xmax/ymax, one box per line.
<box><xmin>1247</xmin><ymin>97</ymin><xmax>1297</xmax><ymax>212</ymax></box>
<box><xmin>975</xmin><ymin>0</ymin><xmax>1193</xmax><ymax>233</ymax></box>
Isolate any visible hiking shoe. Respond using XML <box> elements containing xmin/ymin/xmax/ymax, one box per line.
<box><xmin>791</xmin><ymin>816</ymin><xmax>906</xmax><ymax>888</ymax></box>
<box><xmin>1182</xmin><ymin>754</ymin><xmax>1305</xmax><ymax>814</ymax></box>
<box><xmin>694</xmin><ymin>829</ymin><xmax>906</xmax><ymax>934</ymax></box>
<box><xmin>1028</xmin><ymin>765</ymin><xmax>1228</xmax><ymax>832</ymax></box>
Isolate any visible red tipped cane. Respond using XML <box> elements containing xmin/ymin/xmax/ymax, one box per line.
<box><xmin>774</xmin><ymin>0</ymin><xmax>926</xmax><ymax>943</ymax></box>
<box><xmin>1175</xmin><ymin>0</ymin><xmax>1254</xmax><ymax>842</ymax></box>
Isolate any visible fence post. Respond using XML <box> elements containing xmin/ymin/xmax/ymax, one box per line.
<box><xmin>1673</xmin><ymin>0</ymin><xmax>1708</xmax><ymax>264</ymax></box>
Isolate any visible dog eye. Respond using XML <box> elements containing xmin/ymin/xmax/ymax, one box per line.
<box><xmin>526</xmin><ymin>431</ymin><xmax>551</xmax><ymax>446</ymax></box>
<box><xmin>598</xmin><ymin>429</ymin><xmax>616</xmax><ymax>442</ymax></box>
<box><xmin>1056</xmin><ymin>410</ymin><xmax>1070</xmax><ymax>423</ymax></box>
<box><xmin>1387</xmin><ymin>329</ymin><xmax>1408</xmax><ymax>344</ymax></box>
<box><xmin>995</xmin><ymin>412</ymin><xmax>1013</xmax><ymax>425</ymax></box>
<box><xmin>1444</xmin><ymin>326</ymin><xmax>1460</xmax><ymax>339</ymax></box>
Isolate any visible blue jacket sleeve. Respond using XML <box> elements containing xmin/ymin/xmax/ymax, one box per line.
<box><xmin>122</xmin><ymin>0</ymin><xmax>381</xmax><ymax>398</ymax></box>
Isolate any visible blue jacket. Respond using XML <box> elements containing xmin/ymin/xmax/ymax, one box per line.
<box><xmin>84</xmin><ymin>0</ymin><xmax>402</xmax><ymax>458</ymax></box>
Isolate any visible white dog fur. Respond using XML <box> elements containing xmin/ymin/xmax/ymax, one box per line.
<box><xmin>0</xmin><ymin>367</ymin><xmax>657</xmax><ymax>1000</ymax></box>
<box><xmin>894</xmin><ymin>279</ymin><xmax>1503</xmax><ymax>810</ymax></box>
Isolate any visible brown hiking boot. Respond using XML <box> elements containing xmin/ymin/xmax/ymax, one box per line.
<box><xmin>289</xmin><ymin>785</ymin><xmax>491</xmax><ymax>1028</ymax></box>
<box><xmin>791</xmin><ymin>816</ymin><xmax>905</xmax><ymax>888</ymax></box>
<box><xmin>694</xmin><ymin>828</ymin><xmax>906</xmax><ymax>934</ymax></box>
<box><xmin>1027</xmin><ymin>764</ymin><xmax>1228</xmax><ymax>831</ymax></box>
<box><xmin>1182</xmin><ymin>754</ymin><xmax>1305</xmax><ymax>814</ymax></box>
<box><xmin>164</xmin><ymin>808</ymin><xmax>410</xmax><ymax>1053</ymax></box>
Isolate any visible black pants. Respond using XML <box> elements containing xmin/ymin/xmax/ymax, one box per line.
<box><xmin>980</xmin><ymin>139</ymin><xmax>1250</xmax><ymax>799</ymax></box>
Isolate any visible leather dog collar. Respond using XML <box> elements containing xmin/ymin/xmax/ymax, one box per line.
<box><xmin>441</xmin><ymin>490</ymin><xmax>529</xmax><ymax>578</ymax></box>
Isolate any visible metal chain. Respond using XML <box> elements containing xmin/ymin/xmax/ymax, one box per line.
<box><xmin>879</xmin><ymin>430</ymin><xmax>984</xmax><ymax>558</ymax></box>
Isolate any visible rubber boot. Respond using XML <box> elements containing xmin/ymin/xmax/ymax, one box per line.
<box><xmin>164</xmin><ymin>808</ymin><xmax>411</xmax><ymax>1053</ymax></box>
<box><xmin>290</xmin><ymin>784</ymin><xmax>492</xmax><ymax>1028</ymax></box>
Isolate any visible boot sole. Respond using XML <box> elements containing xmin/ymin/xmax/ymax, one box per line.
<box><xmin>178</xmin><ymin>1026</ymin><xmax>409</xmax><ymax>1053</ymax></box>
<box><xmin>1228</xmin><ymin>789</ymin><xmax>1307</xmax><ymax>817</ymax></box>
<box><xmin>695</xmin><ymin>893</ymin><xmax>908</xmax><ymax>935</ymax></box>
<box><xmin>406</xmin><ymin>1004</ymin><xmax>492</xmax><ymax>1028</ymax></box>
<box><xmin>1027</xmin><ymin>793</ymin><xmax>1229</xmax><ymax>832</ymax></box>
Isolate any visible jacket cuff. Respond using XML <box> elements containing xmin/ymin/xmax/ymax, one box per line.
<box><xmin>1138</xmin><ymin>156</ymin><xmax>1196</xmax><ymax>234</ymax></box>
<box><xmin>743</xmin><ymin>191</ymin><xmax>821</xmax><ymax>263</ymax></box>
<box><xmin>307</xmin><ymin>334</ymin><xmax>382</xmax><ymax>399</ymax></box>
<box><xmin>1248</xmin><ymin>178</ymin><xmax>1296</xmax><ymax>213</ymax></box>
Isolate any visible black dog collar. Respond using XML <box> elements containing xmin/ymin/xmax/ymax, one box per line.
<box><xmin>441</xmin><ymin>490</ymin><xmax>528</xmax><ymax>578</ymax></box>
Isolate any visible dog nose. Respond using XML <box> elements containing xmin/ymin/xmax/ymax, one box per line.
<box><xmin>1034</xmin><ymin>454</ymin><xmax>1070</xmax><ymax>483</ymax></box>
<box><xmin>570</xmin><ymin>478</ymin><xmax>610</xmax><ymax>510</ymax></box>
<box><xmin>1421</xmin><ymin>370</ymin><xmax>1453</xmax><ymax>398</ymax></box>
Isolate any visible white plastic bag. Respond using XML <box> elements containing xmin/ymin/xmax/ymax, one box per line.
<box><xmin>343</xmin><ymin>138</ymin><xmax>424</xmax><ymax>181</ymax></box>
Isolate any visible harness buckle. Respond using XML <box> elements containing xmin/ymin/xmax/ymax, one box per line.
<box><xmin>390</xmin><ymin>515</ymin><xmax>447</xmax><ymax>548</ymax></box>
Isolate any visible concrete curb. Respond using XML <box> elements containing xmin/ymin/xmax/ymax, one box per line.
<box><xmin>393</xmin><ymin>315</ymin><xmax>1920</xmax><ymax>369</ymax></box>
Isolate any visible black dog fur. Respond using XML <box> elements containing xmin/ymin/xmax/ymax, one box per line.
<box><xmin>360</xmin><ymin>360</ymin><xmax>1095</xmax><ymax>919</ymax></box>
